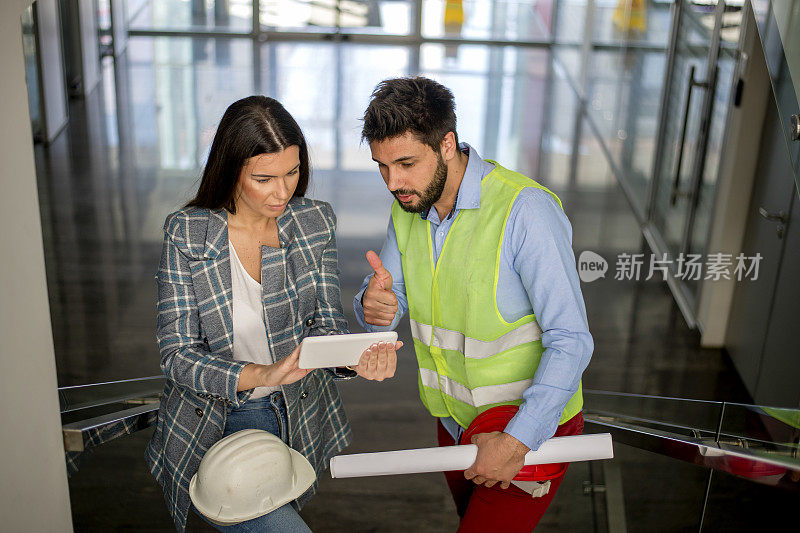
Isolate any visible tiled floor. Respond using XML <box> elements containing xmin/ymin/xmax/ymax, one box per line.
<box><xmin>39</xmin><ymin>36</ymin><xmax>762</xmax><ymax>531</ymax></box>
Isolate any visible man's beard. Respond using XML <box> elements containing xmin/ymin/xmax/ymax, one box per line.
<box><xmin>394</xmin><ymin>154</ymin><xmax>448</xmax><ymax>214</ymax></box>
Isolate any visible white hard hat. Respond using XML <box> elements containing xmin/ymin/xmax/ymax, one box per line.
<box><xmin>189</xmin><ymin>429</ymin><xmax>316</xmax><ymax>526</ymax></box>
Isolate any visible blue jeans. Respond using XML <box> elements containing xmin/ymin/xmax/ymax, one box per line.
<box><xmin>193</xmin><ymin>392</ymin><xmax>312</xmax><ymax>533</ymax></box>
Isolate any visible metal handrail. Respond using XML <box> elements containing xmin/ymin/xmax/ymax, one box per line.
<box><xmin>63</xmin><ymin>402</ymin><xmax>160</xmax><ymax>452</ymax></box>
<box><xmin>585</xmin><ymin>411</ymin><xmax>800</xmax><ymax>490</ymax></box>
<box><xmin>59</xmin><ymin>377</ymin><xmax>164</xmax><ymax>455</ymax></box>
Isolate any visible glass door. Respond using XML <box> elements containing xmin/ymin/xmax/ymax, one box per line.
<box><xmin>686</xmin><ymin>15</ymin><xmax>741</xmax><ymax>269</ymax></box>
<box><xmin>648</xmin><ymin>0</ymin><xmax>737</xmax><ymax>311</ymax></box>
<box><xmin>128</xmin><ymin>0</ymin><xmax>253</xmax><ymax>32</ymax></box>
<box><xmin>260</xmin><ymin>0</ymin><xmax>415</xmax><ymax>36</ymax></box>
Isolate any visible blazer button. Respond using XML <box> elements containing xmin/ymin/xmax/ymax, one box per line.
<box><xmin>195</xmin><ymin>408</ymin><xmax>203</xmax><ymax>417</ymax></box>
<box><xmin>305</xmin><ymin>318</ymin><xmax>315</xmax><ymax>327</ymax></box>
<box><xmin>300</xmin><ymin>391</ymin><xmax>308</xmax><ymax>399</ymax></box>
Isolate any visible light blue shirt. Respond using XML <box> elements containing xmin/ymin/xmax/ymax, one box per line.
<box><xmin>353</xmin><ymin>144</ymin><xmax>593</xmax><ymax>451</ymax></box>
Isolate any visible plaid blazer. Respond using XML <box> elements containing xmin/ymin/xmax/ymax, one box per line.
<box><xmin>145</xmin><ymin>197</ymin><xmax>354</xmax><ymax>531</ymax></box>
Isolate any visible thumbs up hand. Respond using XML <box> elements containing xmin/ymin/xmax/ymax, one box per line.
<box><xmin>363</xmin><ymin>251</ymin><xmax>398</xmax><ymax>326</ymax></box>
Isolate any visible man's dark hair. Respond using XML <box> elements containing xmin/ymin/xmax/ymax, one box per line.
<box><xmin>362</xmin><ymin>76</ymin><xmax>459</xmax><ymax>151</ymax></box>
<box><xmin>187</xmin><ymin>95</ymin><xmax>309</xmax><ymax>213</ymax></box>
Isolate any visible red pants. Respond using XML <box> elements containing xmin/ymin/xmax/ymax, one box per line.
<box><xmin>438</xmin><ymin>412</ymin><xmax>584</xmax><ymax>532</ymax></box>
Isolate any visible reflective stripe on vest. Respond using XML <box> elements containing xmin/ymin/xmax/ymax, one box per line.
<box><xmin>410</xmin><ymin>318</ymin><xmax>543</xmax><ymax>359</ymax></box>
<box><xmin>419</xmin><ymin>367</ymin><xmax>534</xmax><ymax>408</ymax></box>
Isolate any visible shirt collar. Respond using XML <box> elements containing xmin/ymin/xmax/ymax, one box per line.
<box><xmin>421</xmin><ymin>142</ymin><xmax>493</xmax><ymax>221</ymax></box>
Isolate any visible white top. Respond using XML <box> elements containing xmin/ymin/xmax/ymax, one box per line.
<box><xmin>229</xmin><ymin>240</ymin><xmax>280</xmax><ymax>399</ymax></box>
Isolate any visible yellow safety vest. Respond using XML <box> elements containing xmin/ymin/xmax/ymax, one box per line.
<box><xmin>392</xmin><ymin>161</ymin><xmax>583</xmax><ymax>429</ymax></box>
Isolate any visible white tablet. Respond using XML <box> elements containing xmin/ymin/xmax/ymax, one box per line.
<box><xmin>298</xmin><ymin>332</ymin><xmax>399</xmax><ymax>369</ymax></box>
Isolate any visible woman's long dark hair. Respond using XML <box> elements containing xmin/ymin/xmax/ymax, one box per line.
<box><xmin>187</xmin><ymin>96</ymin><xmax>310</xmax><ymax>212</ymax></box>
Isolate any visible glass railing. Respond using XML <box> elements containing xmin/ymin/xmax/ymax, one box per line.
<box><xmin>584</xmin><ymin>389</ymin><xmax>724</xmax><ymax>435</ymax></box>
<box><xmin>582</xmin><ymin>390</ymin><xmax>799</xmax><ymax>530</ymax></box>
<box><xmin>59</xmin><ymin>376</ymin><xmax>164</xmax><ymax>415</ymax></box>
<box><xmin>59</xmin><ymin>381</ymin><xmax>798</xmax><ymax>528</ymax></box>
<box><xmin>60</xmin><ymin>382</ymin><xmax>800</xmax><ymax>485</ymax></box>
<box><xmin>584</xmin><ymin>390</ymin><xmax>800</xmax><ymax>483</ymax></box>
<box><xmin>751</xmin><ymin>0</ymin><xmax>800</xmax><ymax>191</ymax></box>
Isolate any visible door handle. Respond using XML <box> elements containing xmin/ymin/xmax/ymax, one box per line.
<box><xmin>758</xmin><ymin>207</ymin><xmax>787</xmax><ymax>224</ymax></box>
<box><xmin>670</xmin><ymin>65</ymin><xmax>709</xmax><ymax>206</ymax></box>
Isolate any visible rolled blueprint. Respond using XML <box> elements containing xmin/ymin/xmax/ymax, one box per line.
<box><xmin>330</xmin><ymin>433</ymin><xmax>613</xmax><ymax>479</ymax></box>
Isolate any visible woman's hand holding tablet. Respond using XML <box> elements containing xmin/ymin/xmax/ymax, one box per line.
<box><xmin>298</xmin><ymin>332</ymin><xmax>402</xmax><ymax>381</ymax></box>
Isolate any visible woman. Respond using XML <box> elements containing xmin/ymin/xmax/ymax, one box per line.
<box><xmin>145</xmin><ymin>96</ymin><xmax>399</xmax><ymax>532</ymax></box>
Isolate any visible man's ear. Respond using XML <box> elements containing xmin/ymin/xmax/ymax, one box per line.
<box><xmin>440</xmin><ymin>131</ymin><xmax>458</xmax><ymax>161</ymax></box>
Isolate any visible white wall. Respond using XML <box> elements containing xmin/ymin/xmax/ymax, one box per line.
<box><xmin>697</xmin><ymin>4</ymin><xmax>771</xmax><ymax>347</ymax></box>
<box><xmin>0</xmin><ymin>0</ymin><xmax>73</xmax><ymax>530</ymax></box>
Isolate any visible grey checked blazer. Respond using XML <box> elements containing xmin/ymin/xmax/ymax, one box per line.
<box><xmin>145</xmin><ymin>197</ymin><xmax>354</xmax><ymax>531</ymax></box>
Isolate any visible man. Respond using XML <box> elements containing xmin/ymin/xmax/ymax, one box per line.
<box><xmin>353</xmin><ymin>76</ymin><xmax>592</xmax><ymax>531</ymax></box>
